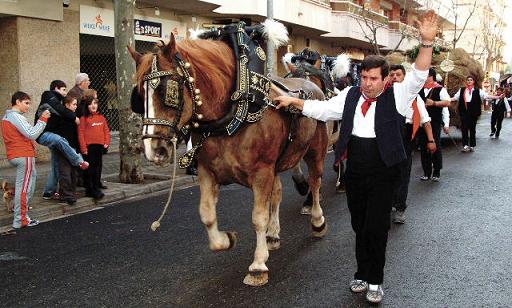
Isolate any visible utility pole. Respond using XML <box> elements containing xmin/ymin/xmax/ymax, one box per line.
<box><xmin>266</xmin><ymin>0</ymin><xmax>276</xmax><ymax>75</ymax></box>
<box><xmin>114</xmin><ymin>0</ymin><xmax>144</xmax><ymax>183</ymax></box>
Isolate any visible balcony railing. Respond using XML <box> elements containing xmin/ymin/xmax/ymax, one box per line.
<box><xmin>330</xmin><ymin>0</ymin><xmax>389</xmax><ymax>25</ymax></box>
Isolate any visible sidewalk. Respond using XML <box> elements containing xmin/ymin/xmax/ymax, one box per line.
<box><xmin>0</xmin><ymin>134</ymin><xmax>198</xmax><ymax>232</ymax></box>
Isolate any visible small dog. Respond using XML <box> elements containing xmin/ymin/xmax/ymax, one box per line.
<box><xmin>2</xmin><ymin>180</ymin><xmax>15</xmax><ymax>213</ymax></box>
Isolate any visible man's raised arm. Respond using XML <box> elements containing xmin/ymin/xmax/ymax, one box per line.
<box><xmin>415</xmin><ymin>10</ymin><xmax>438</xmax><ymax>71</ymax></box>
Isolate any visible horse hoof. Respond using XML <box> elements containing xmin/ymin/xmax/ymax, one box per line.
<box><xmin>211</xmin><ymin>231</ymin><xmax>237</xmax><ymax>251</ymax></box>
<box><xmin>266</xmin><ymin>236</ymin><xmax>281</xmax><ymax>250</ymax></box>
<box><xmin>300</xmin><ymin>206</ymin><xmax>312</xmax><ymax>215</ymax></box>
<box><xmin>226</xmin><ymin>231</ymin><xmax>237</xmax><ymax>250</ymax></box>
<box><xmin>293</xmin><ymin>178</ymin><xmax>310</xmax><ymax>196</ymax></box>
<box><xmin>312</xmin><ymin>221</ymin><xmax>327</xmax><ymax>238</ymax></box>
<box><xmin>243</xmin><ymin>271</ymin><xmax>269</xmax><ymax>286</ymax></box>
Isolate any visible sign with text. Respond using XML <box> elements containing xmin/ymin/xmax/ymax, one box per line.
<box><xmin>134</xmin><ymin>19</ymin><xmax>162</xmax><ymax>38</ymax></box>
<box><xmin>80</xmin><ymin>5</ymin><xmax>186</xmax><ymax>42</ymax></box>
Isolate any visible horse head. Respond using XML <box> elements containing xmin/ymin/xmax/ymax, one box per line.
<box><xmin>129</xmin><ymin>35</ymin><xmax>213</xmax><ymax>165</ymax></box>
<box><xmin>283</xmin><ymin>51</ymin><xmax>351</xmax><ymax>97</ymax></box>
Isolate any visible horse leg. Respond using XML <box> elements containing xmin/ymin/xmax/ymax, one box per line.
<box><xmin>291</xmin><ymin>162</ymin><xmax>309</xmax><ymax>196</ymax></box>
<box><xmin>304</xmin><ymin>130</ymin><xmax>328</xmax><ymax>238</ymax></box>
<box><xmin>266</xmin><ymin>176</ymin><xmax>282</xmax><ymax>251</ymax></box>
<box><xmin>199</xmin><ymin>169</ymin><xmax>236</xmax><ymax>251</ymax></box>
<box><xmin>243</xmin><ymin>172</ymin><xmax>274</xmax><ymax>286</ymax></box>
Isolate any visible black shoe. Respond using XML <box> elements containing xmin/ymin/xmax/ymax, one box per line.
<box><xmin>66</xmin><ymin>199</ymin><xmax>77</xmax><ymax>206</ymax></box>
<box><xmin>99</xmin><ymin>184</ymin><xmax>108</xmax><ymax>189</ymax></box>
<box><xmin>490</xmin><ymin>132</ymin><xmax>495</xmax><ymax>137</ymax></box>
<box><xmin>93</xmin><ymin>192</ymin><xmax>105</xmax><ymax>200</ymax></box>
<box><xmin>186</xmin><ymin>166</ymin><xmax>198</xmax><ymax>176</ymax></box>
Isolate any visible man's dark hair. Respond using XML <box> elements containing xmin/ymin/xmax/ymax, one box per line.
<box><xmin>428</xmin><ymin>68</ymin><xmax>437</xmax><ymax>78</ymax></box>
<box><xmin>361</xmin><ymin>55</ymin><xmax>389</xmax><ymax>80</ymax></box>
<box><xmin>466</xmin><ymin>75</ymin><xmax>475</xmax><ymax>80</ymax></box>
<box><xmin>496</xmin><ymin>87</ymin><xmax>503</xmax><ymax>92</ymax></box>
<box><xmin>11</xmin><ymin>91</ymin><xmax>30</xmax><ymax>106</ymax></box>
<box><xmin>390</xmin><ymin>64</ymin><xmax>405</xmax><ymax>75</ymax></box>
<box><xmin>50</xmin><ymin>80</ymin><xmax>66</xmax><ymax>91</ymax></box>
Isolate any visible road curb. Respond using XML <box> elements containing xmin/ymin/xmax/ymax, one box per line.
<box><xmin>0</xmin><ymin>173</ymin><xmax>198</xmax><ymax>233</ymax></box>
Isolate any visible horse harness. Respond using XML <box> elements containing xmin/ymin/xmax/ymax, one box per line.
<box><xmin>138</xmin><ymin>22</ymin><xmax>313</xmax><ymax>168</ymax></box>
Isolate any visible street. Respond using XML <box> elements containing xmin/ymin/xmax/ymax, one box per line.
<box><xmin>1</xmin><ymin>113</ymin><xmax>511</xmax><ymax>307</ymax></box>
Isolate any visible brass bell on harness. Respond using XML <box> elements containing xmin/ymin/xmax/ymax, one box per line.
<box><xmin>184</xmin><ymin>62</ymin><xmax>191</xmax><ymax>68</ymax></box>
<box><xmin>194</xmin><ymin>89</ymin><xmax>200</xmax><ymax>95</ymax></box>
<box><xmin>196</xmin><ymin>100</ymin><xmax>203</xmax><ymax>106</ymax></box>
<box><xmin>188</xmin><ymin>77</ymin><xmax>195</xmax><ymax>83</ymax></box>
<box><xmin>193</xmin><ymin>122</ymin><xmax>200</xmax><ymax>128</ymax></box>
<box><xmin>197</xmin><ymin>114</ymin><xmax>204</xmax><ymax>120</ymax></box>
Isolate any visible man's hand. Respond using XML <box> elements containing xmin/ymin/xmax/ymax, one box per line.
<box><xmin>443</xmin><ymin>126</ymin><xmax>449</xmax><ymax>134</ymax></box>
<box><xmin>425</xmin><ymin>98</ymin><xmax>435</xmax><ymax>107</ymax></box>
<box><xmin>274</xmin><ymin>96</ymin><xmax>304</xmax><ymax>111</ymax></box>
<box><xmin>427</xmin><ymin>142</ymin><xmax>437</xmax><ymax>153</ymax></box>
<box><xmin>417</xmin><ymin>10</ymin><xmax>438</xmax><ymax>44</ymax></box>
<box><xmin>75</xmin><ymin>117</ymin><xmax>80</xmax><ymax>125</ymax></box>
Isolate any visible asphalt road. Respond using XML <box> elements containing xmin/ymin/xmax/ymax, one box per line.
<box><xmin>1</xmin><ymin>113</ymin><xmax>511</xmax><ymax>307</ymax></box>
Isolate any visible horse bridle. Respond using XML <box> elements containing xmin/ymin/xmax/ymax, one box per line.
<box><xmin>141</xmin><ymin>52</ymin><xmax>203</xmax><ymax>141</ymax></box>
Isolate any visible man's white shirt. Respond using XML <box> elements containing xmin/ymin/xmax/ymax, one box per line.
<box><xmin>302</xmin><ymin>65</ymin><xmax>428</xmax><ymax>138</ymax></box>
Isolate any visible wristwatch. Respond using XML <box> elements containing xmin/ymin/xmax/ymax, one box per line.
<box><xmin>427</xmin><ymin>140</ymin><xmax>435</xmax><ymax>143</ymax></box>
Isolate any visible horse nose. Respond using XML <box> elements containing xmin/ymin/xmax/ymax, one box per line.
<box><xmin>155</xmin><ymin>146</ymin><xmax>173</xmax><ymax>164</ymax></box>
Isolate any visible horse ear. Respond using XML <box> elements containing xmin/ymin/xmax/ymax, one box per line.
<box><xmin>128</xmin><ymin>45</ymin><xmax>142</xmax><ymax>65</ymax></box>
<box><xmin>161</xmin><ymin>33</ymin><xmax>177</xmax><ymax>58</ymax></box>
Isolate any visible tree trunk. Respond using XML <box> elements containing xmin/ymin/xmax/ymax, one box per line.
<box><xmin>114</xmin><ymin>0</ymin><xmax>144</xmax><ymax>183</ymax></box>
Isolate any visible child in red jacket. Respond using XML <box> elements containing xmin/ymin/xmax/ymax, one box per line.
<box><xmin>78</xmin><ymin>92</ymin><xmax>110</xmax><ymax>200</ymax></box>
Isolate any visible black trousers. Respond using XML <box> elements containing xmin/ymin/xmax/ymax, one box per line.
<box><xmin>419</xmin><ymin>121</ymin><xmax>442</xmax><ymax>177</ymax></box>
<box><xmin>394</xmin><ymin>124</ymin><xmax>414</xmax><ymax>211</ymax></box>
<box><xmin>345</xmin><ymin>136</ymin><xmax>400</xmax><ymax>285</ymax></box>
<box><xmin>461</xmin><ymin>115</ymin><xmax>478</xmax><ymax>147</ymax></box>
<box><xmin>83</xmin><ymin>144</ymin><xmax>104</xmax><ymax>196</ymax></box>
<box><xmin>491</xmin><ymin>111</ymin><xmax>505</xmax><ymax>136</ymax></box>
<box><xmin>56</xmin><ymin>151</ymin><xmax>78</xmax><ymax>201</ymax></box>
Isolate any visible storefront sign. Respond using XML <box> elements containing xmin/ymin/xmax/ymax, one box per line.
<box><xmin>80</xmin><ymin>5</ymin><xmax>186</xmax><ymax>42</ymax></box>
<box><xmin>134</xmin><ymin>19</ymin><xmax>162</xmax><ymax>38</ymax></box>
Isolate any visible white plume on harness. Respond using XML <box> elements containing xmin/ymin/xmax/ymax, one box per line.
<box><xmin>188</xmin><ymin>28</ymin><xmax>206</xmax><ymax>40</ymax></box>
<box><xmin>331</xmin><ymin>54</ymin><xmax>351</xmax><ymax>79</ymax></box>
<box><xmin>282</xmin><ymin>52</ymin><xmax>294</xmax><ymax>73</ymax></box>
<box><xmin>262</xmin><ymin>19</ymin><xmax>289</xmax><ymax>47</ymax></box>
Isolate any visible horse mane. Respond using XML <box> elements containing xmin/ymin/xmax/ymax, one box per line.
<box><xmin>178</xmin><ymin>40</ymin><xmax>235</xmax><ymax>113</ymax></box>
<box><xmin>135</xmin><ymin>39</ymin><xmax>235</xmax><ymax>115</ymax></box>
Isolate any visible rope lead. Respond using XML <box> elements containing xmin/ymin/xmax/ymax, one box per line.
<box><xmin>151</xmin><ymin>136</ymin><xmax>179</xmax><ymax>231</ymax></box>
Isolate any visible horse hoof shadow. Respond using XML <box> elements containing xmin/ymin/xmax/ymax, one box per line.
<box><xmin>243</xmin><ymin>270</ymin><xmax>269</xmax><ymax>286</ymax></box>
<box><xmin>312</xmin><ymin>221</ymin><xmax>328</xmax><ymax>238</ymax></box>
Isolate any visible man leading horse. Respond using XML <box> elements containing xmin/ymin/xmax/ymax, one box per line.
<box><xmin>274</xmin><ymin>10</ymin><xmax>439</xmax><ymax>305</ymax></box>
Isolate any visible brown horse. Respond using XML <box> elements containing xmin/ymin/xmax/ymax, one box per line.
<box><xmin>129</xmin><ymin>28</ymin><xmax>328</xmax><ymax>286</ymax></box>
<box><xmin>283</xmin><ymin>49</ymin><xmax>350</xmax><ymax>213</ymax></box>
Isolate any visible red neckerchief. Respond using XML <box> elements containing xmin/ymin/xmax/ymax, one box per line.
<box><xmin>360</xmin><ymin>82</ymin><xmax>393</xmax><ymax>117</ymax></box>
<box><xmin>464</xmin><ymin>85</ymin><xmax>474</xmax><ymax>108</ymax></box>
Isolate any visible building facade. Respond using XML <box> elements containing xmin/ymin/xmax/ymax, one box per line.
<box><xmin>0</xmin><ymin>0</ymin><xmax>454</xmax><ymax>165</ymax></box>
